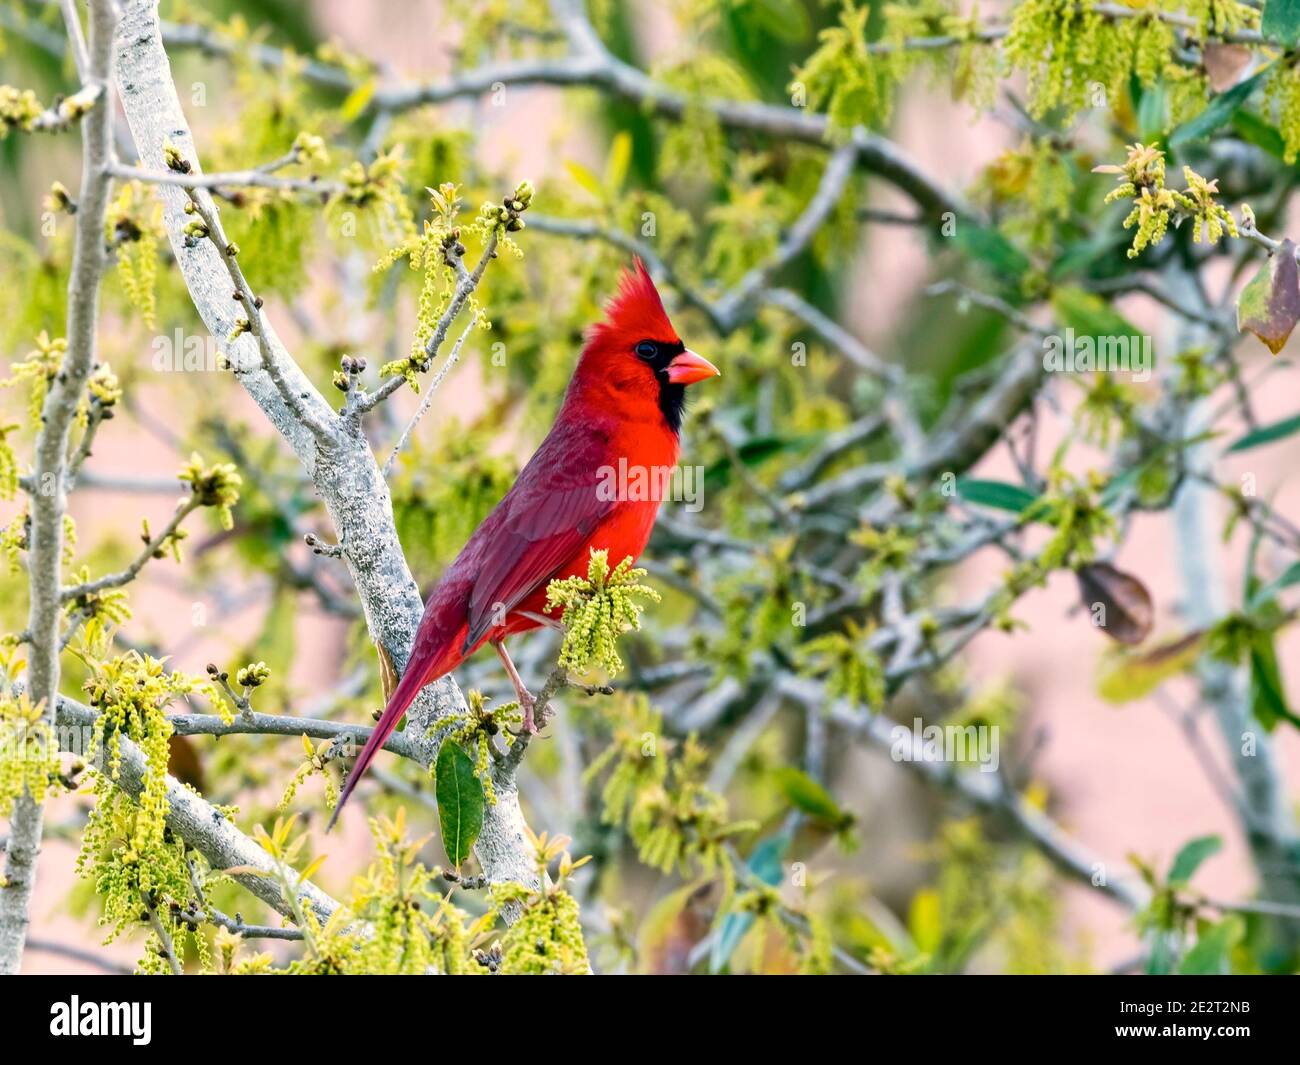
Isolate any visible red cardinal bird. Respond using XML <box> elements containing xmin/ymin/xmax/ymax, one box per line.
<box><xmin>329</xmin><ymin>260</ymin><xmax>718</xmax><ymax>829</ymax></box>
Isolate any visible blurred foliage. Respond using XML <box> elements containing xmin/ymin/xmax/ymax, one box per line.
<box><xmin>2</xmin><ymin>0</ymin><xmax>1300</xmax><ymax>976</ymax></box>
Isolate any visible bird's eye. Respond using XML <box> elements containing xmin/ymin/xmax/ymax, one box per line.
<box><xmin>635</xmin><ymin>340</ymin><xmax>658</xmax><ymax>361</ymax></box>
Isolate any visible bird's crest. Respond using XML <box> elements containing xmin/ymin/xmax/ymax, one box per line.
<box><xmin>591</xmin><ymin>258</ymin><xmax>678</xmax><ymax>345</ymax></box>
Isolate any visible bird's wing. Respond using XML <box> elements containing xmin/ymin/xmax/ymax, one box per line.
<box><xmin>462</xmin><ymin>419</ymin><xmax>617</xmax><ymax>651</ymax></box>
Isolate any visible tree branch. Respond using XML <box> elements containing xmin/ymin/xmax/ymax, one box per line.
<box><xmin>53</xmin><ymin>694</ymin><xmax>342</xmax><ymax>923</ymax></box>
<box><xmin>107</xmin><ymin>160</ymin><xmax>341</xmax><ymax>198</ymax></box>
<box><xmin>351</xmin><ymin>234</ymin><xmax>499</xmax><ymax>415</ymax></box>
<box><xmin>60</xmin><ymin>496</ymin><xmax>199</xmax><ymax>600</ymax></box>
<box><xmin>775</xmin><ymin>675</ymin><xmax>1150</xmax><ymax>911</ymax></box>
<box><xmin>711</xmin><ymin>143</ymin><xmax>858</xmax><ymax>329</ymax></box>
<box><xmin>164</xmin><ymin>708</ymin><xmax>423</xmax><ymax>763</ymax></box>
<box><xmin>181</xmin><ymin>191</ymin><xmax>335</xmax><ymax>442</ymax></box>
<box><xmin>382</xmin><ymin>313</ymin><xmax>478</xmax><ymax>478</ymax></box>
<box><xmin>0</xmin><ymin>0</ymin><xmax>117</xmax><ymax>977</ymax></box>
<box><xmin>112</xmin><ymin>0</ymin><xmax>541</xmax><ymax>904</ymax></box>
<box><xmin>156</xmin><ymin>1</ymin><xmax>971</xmax><ymax>221</ymax></box>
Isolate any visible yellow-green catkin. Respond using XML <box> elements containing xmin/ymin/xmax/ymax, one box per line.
<box><xmin>496</xmin><ymin>885</ymin><xmax>590</xmax><ymax>974</ymax></box>
<box><xmin>0</xmin><ymin>691</ymin><xmax>61</xmax><ymax>814</ymax></box>
<box><xmin>545</xmin><ymin>549</ymin><xmax>661</xmax><ymax>676</ymax></box>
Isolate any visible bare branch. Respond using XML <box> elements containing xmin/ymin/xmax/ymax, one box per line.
<box><xmin>24</xmin><ymin>937</ymin><xmax>133</xmax><ymax>974</ymax></box>
<box><xmin>164</xmin><ymin>708</ymin><xmax>424</xmax><ymax>763</ymax></box>
<box><xmin>712</xmin><ymin>144</ymin><xmax>858</xmax><ymax>329</ymax></box>
<box><xmin>183</xmin><ymin>859</ymin><xmax>306</xmax><ymax>941</ymax></box>
<box><xmin>761</xmin><ymin>288</ymin><xmax>896</xmax><ymax>378</ymax></box>
<box><xmin>142</xmin><ymin>894</ymin><xmax>183</xmax><ymax>974</ymax></box>
<box><xmin>156</xmin><ymin>2</ymin><xmax>971</xmax><ymax>221</ymax></box>
<box><xmin>59</xmin><ymin>0</ymin><xmax>91</xmax><ymax>77</ymax></box>
<box><xmin>775</xmin><ymin>674</ymin><xmax>1150</xmax><ymax>911</ymax></box>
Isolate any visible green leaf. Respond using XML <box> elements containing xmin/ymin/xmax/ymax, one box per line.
<box><xmin>704</xmin><ymin>432</ymin><xmax>811</xmax><ymax>488</ymax></box>
<box><xmin>1236</xmin><ymin>238</ymin><xmax>1300</xmax><ymax>354</ymax></box>
<box><xmin>741</xmin><ymin>0</ymin><xmax>813</xmax><ymax>42</ymax></box>
<box><xmin>1226</xmin><ymin>410</ymin><xmax>1300</xmax><ymax>452</ymax></box>
<box><xmin>603</xmin><ymin>131</ymin><xmax>632</xmax><ymax>193</ymax></box>
<box><xmin>1145</xmin><ymin>930</ymin><xmax>1176</xmax><ymax>975</ymax></box>
<box><xmin>1248</xmin><ymin>630</ymin><xmax>1300</xmax><ymax>729</ymax></box>
<box><xmin>773</xmin><ymin>767</ymin><xmax>851</xmax><ymax>827</ymax></box>
<box><xmin>1051</xmin><ymin>227</ymin><xmax>1131</xmax><ymax>280</ymax></box>
<box><xmin>1231</xmin><ymin>111</ymin><xmax>1289</xmax><ymax>161</ymax></box>
<box><xmin>1100</xmin><ymin>430</ymin><xmax>1218</xmax><ymax>507</ymax></box>
<box><xmin>1136</xmin><ymin>83</ymin><xmax>1167</xmax><ymax>144</ymax></box>
<box><xmin>1100</xmin><ymin>466</ymin><xmax>1143</xmax><ymax>507</ymax></box>
<box><xmin>955</xmin><ymin>477</ymin><xmax>1039</xmax><ymax>513</ymax></box>
<box><xmin>1050</xmin><ymin>285</ymin><xmax>1144</xmax><ymax>342</ymax></box>
<box><xmin>1178</xmin><ymin>915</ymin><xmax>1244</xmax><ymax>975</ymax></box>
<box><xmin>638</xmin><ymin>882</ymin><xmax>708</xmax><ymax>969</ymax></box>
<box><xmin>953</xmin><ymin>224</ymin><xmax>1030</xmax><ymax>279</ymax></box>
<box><xmin>1097</xmin><ymin>632</ymin><xmax>1206</xmax><ymax>703</ymax></box>
<box><xmin>1168</xmin><ymin>835</ymin><xmax>1222</xmax><ymax>884</ymax></box>
<box><xmin>565</xmin><ymin>159</ymin><xmax>604</xmax><ymax>200</ymax></box>
<box><xmin>908</xmin><ymin>888</ymin><xmax>942</xmax><ymax>955</ymax></box>
<box><xmin>1247</xmin><ymin>560</ymin><xmax>1300</xmax><ymax>610</ymax></box>
<box><xmin>1263</xmin><ymin>0</ymin><xmax>1300</xmax><ymax>48</ymax></box>
<box><xmin>435</xmin><ymin>742</ymin><xmax>483</xmax><ymax>868</ymax></box>
<box><xmin>1169</xmin><ymin>66</ymin><xmax>1270</xmax><ymax>148</ymax></box>
<box><xmin>710</xmin><ymin>832</ymin><xmax>787</xmax><ymax>974</ymax></box>
<box><xmin>339</xmin><ymin>77</ymin><xmax>377</xmax><ymax>123</ymax></box>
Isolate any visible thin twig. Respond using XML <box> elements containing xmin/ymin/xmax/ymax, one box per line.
<box><xmin>353</xmin><ymin>234</ymin><xmax>499</xmax><ymax>414</ymax></box>
<box><xmin>143</xmin><ymin>894</ymin><xmax>184</xmax><ymax>975</ymax></box>
<box><xmin>24</xmin><ymin>937</ymin><xmax>133</xmax><ymax>974</ymax></box>
<box><xmin>107</xmin><ymin>160</ymin><xmax>340</xmax><ymax>197</ymax></box>
<box><xmin>184</xmin><ymin>860</ymin><xmax>306</xmax><ymax>941</ymax></box>
<box><xmin>382</xmin><ymin>313</ymin><xmax>478</xmax><ymax>478</ymax></box>
<box><xmin>60</xmin><ymin>497</ymin><xmax>199</xmax><ymax>600</ymax></box>
<box><xmin>182</xmin><ymin>191</ymin><xmax>335</xmax><ymax>441</ymax></box>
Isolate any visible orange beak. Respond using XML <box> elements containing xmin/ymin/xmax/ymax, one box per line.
<box><xmin>665</xmin><ymin>349</ymin><xmax>720</xmax><ymax>385</ymax></box>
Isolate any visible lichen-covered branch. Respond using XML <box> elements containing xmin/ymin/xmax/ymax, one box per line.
<box><xmin>180</xmin><ymin>191</ymin><xmax>334</xmax><ymax>441</ymax></box>
<box><xmin>111</xmin><ymin>0</ymin><xmax>540</xmax><ymax>903</ymax></box>
<box><xmin>112</xmin><ymin>3</ymin><xmax>335</xmax><ymax>473</ymax></box>
<box><xmin>53</xmin><ymin>695</ymin><xmax>341</xmax><ymax>923</ymax></box>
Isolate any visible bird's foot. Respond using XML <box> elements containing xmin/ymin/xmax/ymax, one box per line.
<box><xmin>492</xmin><ymin>638</ymin><xmax>550</xmax><ymax>736</ymax></box>
<box><xmin>516</xmin><ymin>687</ymin><xmax>541</xmax><ymax>735</ymax></box>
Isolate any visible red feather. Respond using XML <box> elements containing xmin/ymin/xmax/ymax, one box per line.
<box><xmin>328</xmin><ymin>260</ymin><xmax>714</xmax><ymax>830</ymax></box>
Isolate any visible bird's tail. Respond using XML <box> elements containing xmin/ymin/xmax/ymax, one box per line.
<box><xmin>326</xmin><ymin>643</ymin><xmax>447</xmax><ymax>832</ymax></box>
